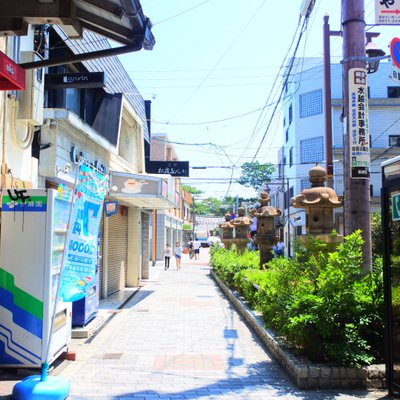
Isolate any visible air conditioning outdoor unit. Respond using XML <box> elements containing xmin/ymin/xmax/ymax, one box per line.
<box><xmin>17</xmin><ymin>51</ymin><xmax>44</xmax><ymax>126</ymax></box>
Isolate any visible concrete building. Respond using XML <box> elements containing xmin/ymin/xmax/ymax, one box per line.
<box><xmin>270</xmin><ymin>58</ymin><xmax>400</xmax><ymax>254</ymax></box>
<box><xmin>149</xmin><ymin>133</ymin><xmax>187</xmax><ymax>260</ymax></box>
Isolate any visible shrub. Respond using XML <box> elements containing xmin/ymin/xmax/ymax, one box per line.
<box><xmin>210</xmin><ymin>231</ymin><xmax>384</xmax><ymax>367</ymax></box>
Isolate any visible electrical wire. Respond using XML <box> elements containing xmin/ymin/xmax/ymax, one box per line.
<box><xmin>171</xmin><ymin>0</ymin><xmax>268</xmax><ymax>118</ymax></box>
<box><xmin>152</xmin><ymin>0</ymin><xmax>211</xmax><ymax>26</ymax></box>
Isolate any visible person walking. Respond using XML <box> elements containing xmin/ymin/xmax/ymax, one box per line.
<box><xmin>174</xmin><ymin>242</ymin><xmax>183</xmax><ymax>270</ymax></box>
<box><xmin>162</xmin><ymin>244</ymin><xmax>172</xmax><ymax>270</ymax></box>
<box><xmin>188</xmin><ymin>239</ymin><xmax>194</xmax><ymax>259</ymax></box>
<box><xmin>193</xmin><ymin>238</ymin><xmax>201</xmax><ymax>260</ymax></box>
<box><xmin>273</xmin><ymin>239</ymin><xmax>285</xmax><ymax>257</ymax></box>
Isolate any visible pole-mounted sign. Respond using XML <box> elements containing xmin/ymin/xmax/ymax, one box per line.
<box><xmin>348</xmin><ymin>68</ymin><xmax>370</xmax><ymax>179</ymax></box>
<box><xmin>376</xmin><ymin>0</ymin><xmax>400</xmax><ymax>25</ymax></box>
<box><xmin>390</xmin><ymin>37</ymin><xmax>400</xmax><ymax>82</ymax></box>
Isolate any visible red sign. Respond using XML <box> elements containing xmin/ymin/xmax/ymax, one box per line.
<box><xmin>0</xmin><ymin>51</ymin><xmax>25</xmax><ymax>91</ymax></box>
<box><xmin>391</xmin><ymin>37</ymin><xmax>400</xmax><ymax>68</ymax></box>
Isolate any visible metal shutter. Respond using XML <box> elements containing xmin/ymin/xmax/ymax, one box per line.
<box><xmin>107</xmin><ymin>207</ymin><xmax>128</xmax><ymax>295</ymax></box>
<box><xmin>98</xmin><ymin>216</ymin><xmax>104</xmax><ymax>299</ymax></box>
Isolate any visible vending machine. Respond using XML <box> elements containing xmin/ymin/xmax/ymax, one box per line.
<box><xmin>0</xmin><ymin>188</ymin><xmax>72</xmax><ymax>368</ymax></box>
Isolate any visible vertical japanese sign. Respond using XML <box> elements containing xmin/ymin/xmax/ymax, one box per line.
<box><xmin>59</xmin><ymin>164</ymin><xmax>107</xmax><ymax>302</ymax></box>
<box><xmin>348</xmin><ymin>68</ymin><xmax>370</xmax><ymax>179</ymax></box>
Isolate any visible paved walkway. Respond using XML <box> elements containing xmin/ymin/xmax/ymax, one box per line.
<box><xmin>8</xmin><ymin>250</ymin><xmax>393</xmax><ymax>399</ymax></box>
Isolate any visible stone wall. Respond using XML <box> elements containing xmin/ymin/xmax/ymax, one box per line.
<box><xmin>211</xmin><ymin>270</ymin><xmax>386</xmax><ymax>390</ymax></box>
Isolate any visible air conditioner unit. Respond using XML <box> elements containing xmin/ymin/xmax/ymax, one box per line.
<box><xmin>17</xmin><ymin>51</ymin><xmax>44</xmax><ymax>126</ymax></box>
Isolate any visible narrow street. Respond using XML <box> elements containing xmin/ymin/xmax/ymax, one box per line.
<box><xmin>28</xmin><ymin>251</ymin><xmax>392</xmax><ymax>398</ymax></box>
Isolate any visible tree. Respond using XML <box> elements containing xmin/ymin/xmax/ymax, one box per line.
<box><xmin>237</xmin><ymin>161</ymin><xmax>276</xmax><ymax>192</ymax></box>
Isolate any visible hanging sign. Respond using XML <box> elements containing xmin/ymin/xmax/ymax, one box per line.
<box><xmin>348</xmin><ymin>68</ymin><xmax>370</xmax><ymax>179</ymax></box>
<box><xmin>59</xmin><ymin>164</ymin><xmax>107</xmax><ymax>302</ymax></box>
<box><xmin>146</xmin><ymin>160</ymin><xmax>189</xmax><ymax>177</ymax></box>
<box><xmin>376</xmin><ymin>0</ymin><xmax>400</xmax><ymax>25</ymax></box>
<box><xmin>104</xmin><ymin>201</ymin><xmax>118</xmax><ymax>217</ymax></box>
<box><xmin>0</xmin><ymin>51</ymin><xmax>25</xmax><ymax>90</ymax></box>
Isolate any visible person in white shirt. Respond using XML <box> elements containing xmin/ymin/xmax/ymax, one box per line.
<box><xmin>193</xmin><ymin>239</ymin><xmax>201</xmax><ymax>260</ymax></box>
<box><xmin>162</xmin><ymin>244</ymin><xmax>172</xmax><ymax>270</ymax></box>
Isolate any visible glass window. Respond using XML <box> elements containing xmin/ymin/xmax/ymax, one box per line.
<box><xmin>299</xmin><ymin>89</ymin><xmax>323</xmax><ymax>118</ymax></box>
<box><xmin>390</xmin><ymin>135</ymin><xmax>400</xmax><ymax>147</ymax></box>
<box><xmin>388</xmin><ymin>87</ymin><xmax>400</xmax><ymax>98</ymax></box>
<box><xmin>300</xmin><ymin>136</ymin><xmax>324</xmax><ymax>164</ymax></box>
<box><xmin>289</xmin><ymin>147</ymin><xmax>293</xmax><ymax>166</ymax></box>
<box><xmin>301</xmin><ymin>178</ymin><xmax>311</xmax><ymax>191</ymax></box>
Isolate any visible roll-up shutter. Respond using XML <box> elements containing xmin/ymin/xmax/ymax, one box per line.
<box><xmin>107</xmin><ymin>206</ymin><xmax>128</xmax><ymax>295</ymax></box>
<box><xmin>98</xmin><ymin>216</ymin><xmax>104</xmax><ymax>299</ymax></box>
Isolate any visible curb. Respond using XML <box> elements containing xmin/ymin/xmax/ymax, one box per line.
<box><xmin>210</xmin><ymin>269</ymin><xmax>386</xmax><ymax>390</ymax></box>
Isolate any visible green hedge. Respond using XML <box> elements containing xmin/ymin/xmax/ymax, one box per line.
<box><xmin>210</xmin><ymin>231</ymin><xmax>384</xmax><ymax>368</ymax></box>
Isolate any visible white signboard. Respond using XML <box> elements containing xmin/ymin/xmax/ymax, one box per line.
<box><xmin>376</xmin><ymin>0</ymin><xmax>400</xmax><ymax>25</ymax></box>
<box><xmin>348</xmin><ymin>68</ymin><xmax>370</xmax><ymax>179</ymax></box>
<box><xmin>391</xmin><ymin>63</ymin><xmax>400</xmax><ymax>82</ymax></box>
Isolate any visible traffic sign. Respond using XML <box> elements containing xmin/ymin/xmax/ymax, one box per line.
<box><xmin>391</xmin><ymin>37</ymin><xmax>400</xmax><ymax>68</ymax></box>
<box><xmin>392</xmin><ymin>192</ymin><xmax>400</xmax><ymax>221</ymax></box>
<box><xmin>376</xmin><ymin>0</ymin><xmax>400</xmax><ymax>25</ymax></box>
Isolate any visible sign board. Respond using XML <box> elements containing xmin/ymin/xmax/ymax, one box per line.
<box><xmin>376</xmin><ymin>0</ymin><xmax>400</xmax><ymax>25</ymax></box>
<box><xmin>45</xmin><ymin>72</ymin><xmax>106</xmax><ymax>88</ymax></box>
<box><xmin>392</xmin><ymin>192</ymin><xmax>400</xmax><ymax>221</ymax></box>
<box><xmin>0</xmin><ymin>51</ymin><xmax>25</xmax><ymax>90</ymax></box>
<box><xmin>146</xmin><ymin>160</ymin><xmax>190</xmax><ymax>177</ymax></box>
<box><xmin>348</xmin><ymin>68</ymin><xmax>370</xmax><ymax>179</ymax></box>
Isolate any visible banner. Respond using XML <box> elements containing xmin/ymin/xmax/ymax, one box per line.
<box><xmin>59</xmin><ymin>164</ymin><xmax>107</xmax><ymax>302</ymax></box>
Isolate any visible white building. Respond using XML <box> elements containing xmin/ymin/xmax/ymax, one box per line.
<box><xmin>270</xmin><ymin>58</ymin><xmax>400</xmax><ymax>254</ymax></box>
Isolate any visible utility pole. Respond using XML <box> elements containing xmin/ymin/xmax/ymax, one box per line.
<box><xmin>342</xmin><ymin>0</ymin><xmax>372</xmax><ymax>272</ymax></box>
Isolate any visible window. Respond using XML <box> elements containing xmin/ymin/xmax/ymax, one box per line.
<box><xmin>285</xmin><ymin>128</ymin><xmax>289</xmax><ymax>142</ymax></box>
<box><xmin>301</xmin><ymin>178</ymin><xmax>311</xmax><ymax>191</ymax></box>
<box><xmin>289</xmin><ymin>147</ymin><xmax>293</xmax><ymax>166</ymax></box>
<box><xmin>288</xmin><ymin>104</ymin><xmax>293</xmax><ymax>125</ymax></box>
<box><xmin>299</xmin><ymin>89</ymin><xmax>323</xmax><ymax>118</ymax></box>
<box><xmin>388</xmin><ymin>87</ymin><xmax>400</xmax><ymax>98</ymax></box>
<box><xmin>300</xmin><ymin>136</ymin><xmax>324</xmax><ymax>164</ymax></box>
<box><xmin>370</xmin><ymin>184</ymin><xmax>373</xmax><ymax>197</ymax></box>
<box><xmin>389</xmin><ymin>135</ymin><xmax>400</xmax><ymax>147</ymax></box>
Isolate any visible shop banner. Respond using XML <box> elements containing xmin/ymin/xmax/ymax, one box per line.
<box><xmin>59</xmin><ymin>164</ymin><xmax>107</xmax><ymax>302</ymax></box>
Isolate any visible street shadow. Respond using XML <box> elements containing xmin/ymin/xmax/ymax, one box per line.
<box><xmin>113</xmin><ymin>359</ymin><xmax>391</xmax><ymax>400</ymax></box>
<box><xmin>115</xmin><ymin>294</ymin><xmax>392</xmax><ymax>400</ymax></box>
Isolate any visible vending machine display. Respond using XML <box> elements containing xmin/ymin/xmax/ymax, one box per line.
<box><xmin>0</xmin><ymin>188</ymin><xmax>72</xmax><ymax>367</ymax></box>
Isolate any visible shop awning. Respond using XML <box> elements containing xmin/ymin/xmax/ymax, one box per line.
<box><xmin>0</xmin><ymin>0</ymin><xmax>154</xmax><ymax>48</ymax></box>
<box><xmin>109</xmin><ymin>171</ymin><xmax>177</xmax><ymax>210</ymax></box>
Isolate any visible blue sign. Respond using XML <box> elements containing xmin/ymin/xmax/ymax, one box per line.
<box><xmin>104</xmin><ymin>201</ymin><xmax>118</xmax><ymax>217</ymax></box>
<box><xmin>59</xmin><ymin>164</ymin><xmax>107</xmax><ymax>302</ymax></box>
<box><xmin>391</xmin><ymin>37</ymin><xmax>400</xmax><ymax>68</ymax></box>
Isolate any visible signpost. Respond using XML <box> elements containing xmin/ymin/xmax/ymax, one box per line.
<box><xmin>376</xmin><ymin>0</ymin><xmax>400</xmax><ymax>25</ymax></box>
<box><xmin>391</xmin><ymin>37</ymin><xmax>400</xmax><ymax>82</ymax></box>
<box><xmin>348</xmin><ymin>68</ymin><xmax>370</xmax><ymax>179</ymax></box>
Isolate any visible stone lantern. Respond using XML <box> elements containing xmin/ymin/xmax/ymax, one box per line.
<box><xmin>232</xmin><ymin>207</ymin><xmax>252</xmax><ymax>253</ymax></box>
<box><xmin>252</xmin><ymin>192</ymin><xmax>282</xmax><ymax>266</ymax></box>
<box><xmin>290</xmin><ymin>164</ymin><xmax>343</xmax><ymax>239</ymax></box>
<box><xmin>219</xmin><ymin>212</ymin><xmax>235</xmax><ymax>250</ymax></box>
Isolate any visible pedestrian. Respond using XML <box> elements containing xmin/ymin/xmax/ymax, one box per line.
<box><xmin>273</xmin><ymin>239</ymin><xmax>285</xmax><ymax>257</ymax></box>
<box><xmin>193</xmin><ymin>238</ymin><xmax>201</xmax><ymax>260</ymax></box>
<box><xmin>249</xmin><ymin>216</ymin><xmax>257</xmax><ymax>238</ymax></box>
<box><xmin>162</xmin><ymin>244</ymin><xmax>172</xmax><ymax>270</ymax></box>
<box><xmin>174</xmin><ymin>242</ymin><xmax>183</xmax><ymax>270</ymax></box>
<box><xmin>188</xmin><ymin>239</ymin><xmax>194</xmax><ymax>259</ymax></box>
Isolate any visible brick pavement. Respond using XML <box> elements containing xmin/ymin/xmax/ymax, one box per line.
<box><xmin>50</xmin><ymin>249</ymin><xmax>391</xmax><ymax>399</ymax></box>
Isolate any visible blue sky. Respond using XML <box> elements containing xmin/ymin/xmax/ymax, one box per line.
<box><xmin>119</xmin><ymin>0</ymin><xmax>399</xmax><ymax>200</ymax></box>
